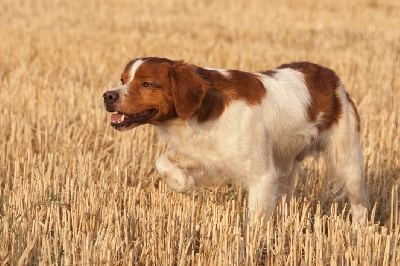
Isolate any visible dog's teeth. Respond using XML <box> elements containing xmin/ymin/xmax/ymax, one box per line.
<box><xmin>110</xmin><ymin>111</ymin><xmax>118</xmax><ymax>114</ymax></box>
<box><xmin>121</xmin><ymin>115</ymin><xmax>125</xmax><ymax>121</ymax></box>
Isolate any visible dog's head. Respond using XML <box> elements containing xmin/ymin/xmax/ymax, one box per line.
<box><xmin>103</xmin><ymin>57</ymin><xmax>209</xmax><ymax>131</ymax></box>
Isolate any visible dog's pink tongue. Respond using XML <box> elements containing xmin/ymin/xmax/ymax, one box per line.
<box><xmin>110</xmin><ymin>113</ymin><xmax>123</xmax><ymax>123</ymax></box>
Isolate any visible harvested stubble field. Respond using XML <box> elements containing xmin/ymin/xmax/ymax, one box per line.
<box><xmin>0</xmin><ymin>0</ymin><xmax>399</xmax><ymax>265</ymax></box>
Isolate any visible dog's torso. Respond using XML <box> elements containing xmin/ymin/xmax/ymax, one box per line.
<box><xmin>154</xmin><ymin>66</ymin><xmax>335</xmax><ymax>185</ymax></box>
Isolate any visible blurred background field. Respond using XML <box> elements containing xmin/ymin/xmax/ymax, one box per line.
<box><xmin>0</xmin><ymin>0</ymin><xmax>399</xmax><ymax>264</ymax></box>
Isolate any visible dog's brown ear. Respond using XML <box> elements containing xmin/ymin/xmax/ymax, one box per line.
<box><xmin>170</xmin><ymin>61</ymin><xmax>209</xmax><ymax>120</ymax></box>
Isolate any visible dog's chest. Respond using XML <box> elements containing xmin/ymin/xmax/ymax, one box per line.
<box><xmin>155</xmin><ymin>120</ymin><xmax>247</xmax><ymax>174</ymax></box>
<box><xmin>158</xmin><ymin>123</ymin><xmax>224</xmax><ymax>158</ymax></box>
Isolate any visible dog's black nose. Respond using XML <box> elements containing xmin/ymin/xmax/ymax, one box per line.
<box><xmin>103</xmin><ymin>91</ymin><xmax>120</xmax><ymax>102</ymax></box>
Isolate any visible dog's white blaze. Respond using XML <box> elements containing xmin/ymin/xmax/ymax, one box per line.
<box><xmin>109</xmin><ymin>59</ymin><xmax>145</xmax><ymax>94</ymax></box>
<box><xmin>110</xmin><ymin>84</ymin><xmax>129</xmax><ymax>95</ymax></box>
<box><xmin>127</xmin><ymin>59</ymin><xmax>145</xmax><ymax>84</ymax></box>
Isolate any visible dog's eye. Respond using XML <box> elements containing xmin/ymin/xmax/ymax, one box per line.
<box><xmin>142</xmin><ymin>82</ymin><xmax>157</xmax><ymax>88</ymax></box>
<box><xmin>120</xmin><ymin>78</ymin><xmax>124</xmax><ymax>85</ymax></box>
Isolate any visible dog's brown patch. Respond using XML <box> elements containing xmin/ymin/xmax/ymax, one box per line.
<box><xmin>278</xmin><ymin>62</ymin><xmax>342</xmax><ymax>131</ymax></box>
<box><xmin>196</xmin><ymin>68</ymin><xmax>266</xmax><ymax>123</ymax></box>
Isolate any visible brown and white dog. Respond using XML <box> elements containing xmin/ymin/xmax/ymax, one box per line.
<box><xmin>103</xmin><ymin>57</ymin><xmax>368</xmax><ymax>223</ymax></box>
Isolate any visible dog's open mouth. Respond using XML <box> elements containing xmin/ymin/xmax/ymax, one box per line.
<box><xmin>110</xmin><ymin>109</ymin><xmax>158</xmax><ymax>130</ymax></box>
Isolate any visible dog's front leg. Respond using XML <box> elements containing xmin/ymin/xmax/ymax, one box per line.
<box><xmin>248</xmin><ymin>169</ymin><xmax>278</xmax><ymax>221</ymax></box>
<box><xmin>155</xmin><ymin>150</ymin><xmax>202</xmax><ymax>196</ymax></box>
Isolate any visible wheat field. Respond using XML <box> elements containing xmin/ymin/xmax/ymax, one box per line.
<box><xmin>0</xmin><ymin>0</ymin><xmax>399</xmax><ymax>265</ymax></box>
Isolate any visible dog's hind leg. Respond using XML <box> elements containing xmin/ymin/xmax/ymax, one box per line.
<box><xmin>326</xmin><ymin>89</ymin><xmax>368</xmax><ymax>225</ymax></box>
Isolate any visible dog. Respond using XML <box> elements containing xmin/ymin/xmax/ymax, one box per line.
<box><xmin>103</xmin><ymin>57</ymin><xmax>368</xmax><ymax>223</ymax></box>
